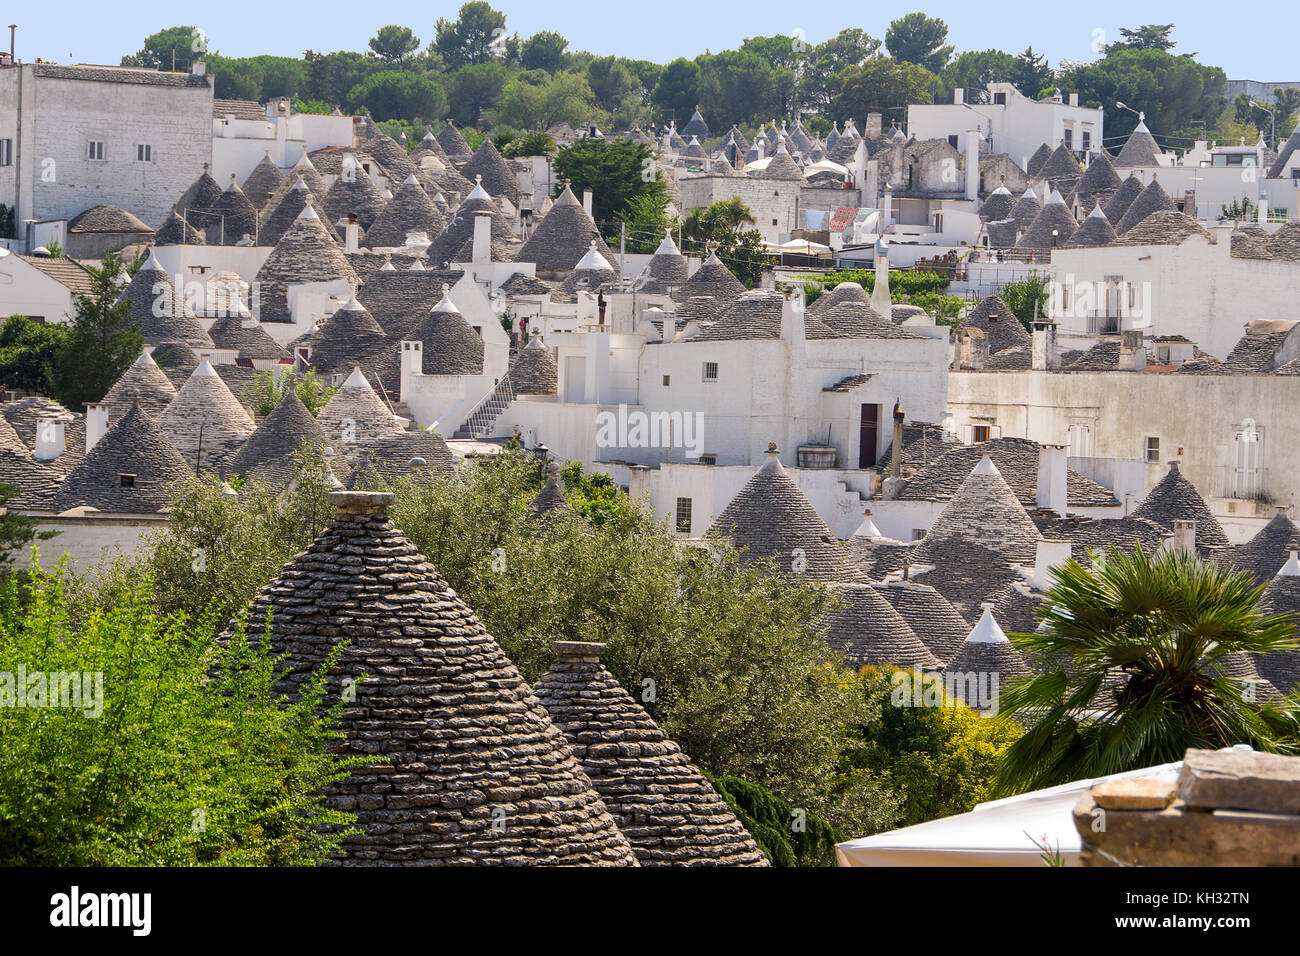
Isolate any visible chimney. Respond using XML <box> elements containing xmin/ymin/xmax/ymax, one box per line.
<box><xmin>965</xmin><ymin>129</ymin><xmax>980</xmax><ymax>203</ymax></box>
<box><xmin>870</xmin><ymin>237</ymin><xmax>891</xmax><ymax>317</ymax></box>
<box><xmin>34</xmin><ymin>416</ymin><xmax>65</xmax><ymax>462</ymax></box>
<box><xmin>399</xmin><ymin>339</ymin><xmax>423</xmax><ymax>398</ymax></box>
<box><xmin>954</xmin><ymin>87</ymin><xmax>964</xmax><ymax>105</ymax></box>
<box><xmin>864</xmin><ymin>113</ymin><xmax>883</xmax><ymax>140</ymax></box>
<box><xmin>344</xmin><ymin>216</ymin><xmax>360</xmax><ymax>254</ymax></box>
<box><xmin>329</xmin><ymin>489</ymin><xmax>394</xmax><ymax>516</ymax></box>
<box><xmin>890</xmin><ymin>402</ymin><xmax>905</xmax><ymax>480</ymax></box>
<box><xmin>1119</xmin><ymin>329</ymin><xmax>1146</xmax><ymax>371</ymax></box>
<box><xmin>191</xmin><ymin>60</ymin><xmax>206</xmax><ymax>77</ymax></box>
<box><xmin>472</xmin><ymin>210</ymin><xmax>492</xmax><ymax>263</ymax></box>
<box><xmin>1259</xmin><ymin>198</ymin><xmax>1269</xmax><ymax>226</ymax></box>
<box><xmin>1031</xmin><ymin>320</ymin><xmax>1057</xmax><ymax>370</ymax></box>
<box><xmin>552</xmin><ymin>639</ymin><xmax>606</xmax><ymax>663</ymax></box>
<box><xmin>1169</xmin><ymin>519</ymin><xmax>1197</xmax><ymax>555</ymax></box>
<box><xmin>1036</xmin><ymin>443</ymin><xmax>1068</xmax><ymax>515</ymax></box>
<box><xmin>1069</xmin><ymin>92</ymin><xmax>1079</xmax><ymax>107</ymax></box>
<box><xmin>1033</xmin><ymin>539</ymin><xmax>1073</xmax><ymax>591</ymax></box>
<box><xmin>960</xmin><ymin>327</ymin><xmax>988</xmax><ymax>369</ymax></box>
<box><xmin>627</xmin><ymin>464</ymin><xmax>651</xmax><ymax>508</ymax></box>
<box><xmin>582</xmin><ymin>188</ymin><xmax>593</xmax><ymax>218</ymax></box>
<box><xmin>85</xmin><ymin>404</ymin><xmax>108</xmax><ymax>454</ymax></box>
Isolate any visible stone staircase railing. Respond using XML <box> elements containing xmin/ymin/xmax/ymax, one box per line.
<box><xmin>453</xmin><ymin>374</ymin><xmax>516</xmax><ymax>440</ymax></box>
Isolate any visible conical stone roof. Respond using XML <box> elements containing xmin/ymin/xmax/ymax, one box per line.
<box><xmin>635</xmin><ymin>230</ymin><xmax>689</xmax><ymax>293</ymax></box>
<box><xmin>671</xmin><ymin>252</ymin><xmax>745</xmax><ymax>303</ymax></box>
<box><xmin>808</xmin><ymin>281</ymin><xmax>871</xmax><ymax>316</ymax></box>
<box><xmin>257</xmin><ymin>205</ymin><xmax>359</xmax><ymax>285</ymax></box>
<box><xmin>1131</xmin><ymin>461</ymin><xmax>1230</xmax><ymax>551</ymax></box>
<box><xmin>427</xmin><ymin>181</ymin><xmax>519</xmax><ymax>266</ymax></box>
<box><xmin>1025</xmin><ymin>143</ymin><xmax>1052</xmax><ymax>177</ymax></box>
<box><xmin>1064</xmin><ymin>204</ymin><xmax>1118</xmax><ymax>248</ymax></box>
<box><xmin>316</xmin><ymin>367</ymin><xmax>405</xmax><ymax>449</ymax></box>
<box><xmin>1009</xmin><ymin>188</ymin><xmax>1042</xmax><ymax>233</ymax></box>
<box><xmin>154</xmin><ymin>211</ymin><xmax>204</xmax><ymax>246</ymax></box>
<box><xmin>460</xmin><ymin>137</ymin><xmax>519</xmax><ymax>206</ymax></box>
<box><xmin>944</xmin><ymin>606</ymin><xmax>1033</xmax><ymax>702</ymax></box>
<box><xmin>308</xmin><ymin>296</ymin><xmax>389</xmax><ymax>377</ymax></box>
<box><xmin>411</xmin><ymin>128</ymin><xmax>452</xmax><ymax>167</ymax></box>
<box><xmin>961</xmin><ymin>296</ymin><xmax>1031</xmax><ymax>353</ymax></box>
<box><xmin>510</xmin><ymin>336</ymin><xmax>558</xmax><ymax>395</ymax></box>
<box><xmin>1015</xmin><ymin>190</ymin><xmax>1077</xmax><ymax>252</ymax></box>
<box><xmin>1104</xmin><ymin>173</ymin><xmax>1145</xmax><ymax>225</ymax></box>
<box><xmin>206</xmin><ymin>302</ymin><xmax>289</xmax><ymax>361</ymax></box>
<box><xmin>1115</xmin><ymin>176</ymin><xmax>1176</xmax><ymax>235</ymax></box>
<box><xmin>1114</xmin><ymin>119</ymin><xmax>1162</xmax><ymax>167</ymax></box>
<box><xmin>1037</xmin><ymin>142</ymin><xmax>1082</xmax><ymax>192</ymax></box>
<box><xmin>241</xmin><ymin>154</ymin><xmax>286</xmax><ymax>211</ymax></box>
<box><xmin>224</xmin><ymin>490</ymin><xmax>639</xmax><ymax>866</ymax></box>
<box><xmin>761</xmin><ymin>146</ymin><xmax>803</xmax><ymax>180</ymax></box>
<box><xmin>436</xmin><ymin>120</ymin><xmax>474</xmax><ymax>166</ymax></box>
<box><xmin>322</xmin><ymin>157</ymin><xmax>388</xmax><ymax>232</ymax></box>
<box><xmin>267</xmin><ymin>155</ymin><xmax>331</xmax><ymax>213</ymax></box>
<box><xmin>227</xmin><ymin>389</ymin><xmax>331</xmax><ymax>486</ymax></box>
<box><xmin>53</xmin><ymin>403</ymin><xmax>191</xmax><ymax>513</ymax></box>
<box><xmin>516</xmin><ymin>184</ymin><xmax>617</xmax><ymax>277</ymax></box>
<box><xmin>821</xmin><ymin>583</ymin><xmax>940</xmax><ymax>668</ymax></box>
<box><xmin>362</xmin><ymin>174</ymin><xmax>447</xmax><ymax>249</ymax></box>
<box><xmin>102</xmin><ymin>349</ymin><xmax>177</xmax><ymax>422</ymax></box>
<box><xmin>911</xmin><ymin>455</ymin><xmax>1043</xmax><ymax>565</ymax></box>
<box><xmin>979</xmin><ymin>186</ymin><xmax>1014</xmax><ymax>222</ymax></box>
<box><xmin>535</xmin><ymin>640</ymin><xmax>766</xmax><ymax>866</ymax></box>
<box><xmin>1256</xmin><ymin>556</ymin><xmax>1300</xmax><ymax>693</ymax></box>
<box><xmin>1225</xmin><ymin>512</ymin><xmax>1300</xmax><ymax>583</ymax></box>
<box><xmin>259</xmin><ymin>177</ymin><xmax>341</xmax><ymax>248</ymax></box>
<box><xmin>1072</xmin><ymin>151</ymin><xmax>1121</xmax><ymax>213</ymax></box>
<box><xmin>681</xmin><ymin>108</ymin><xmax>710</xmax><ymax>140</ymax></box>
<box><xmin>712</xmin><ymin>447</ymin><xmax>863</xmax><ymax>581</ymax></box>
<box><xmin>157</xmin><ymin>359</ymin><xmax>256</xmax><ymax>472</ymax></box>
<box><xmin>213</xmin><ymin>178</ymin><xmax>258</xmax><ymax>244</ymax></box>
<box><xmin>528</xmin><ymin>466</ymin><xmax>577</xmax><ymax>522</ymax></box>
<box><xmin>356</xmin><ymin>119</ymin><xmax>418</xmax><ymax>181</ymax></box>
<box><xmin>174</xmin><ymin>168</ymin><xmax>223</xmax><ymax>226</ymax></box>
<box><xmin>343</xmin><ymin>429</ymin><xmax>455</xmax><ymax>489</ymax></box>
<box><xmin>119</xmin><ymin>254</ymin><xmax>214</xmax><ymax>348</ymax></box>
<box><xmin>878</xmin><ymin>581</ymin><xmax>972</xmax><ymax>664</ymax></box>
<box><xmin>409</xmin><ymin>288</ymin><xmax>484</xmax><ymax>376</ymax></box>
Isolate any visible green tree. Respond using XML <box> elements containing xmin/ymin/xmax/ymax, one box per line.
<box><xmin>447</xmin><ymin>61</ymin><xmax>510</xmax><ymax>127</ymax></box>
<box><xmin>652</xmin><ymin>58</ymin><xmax>699</xmax><ymax>126</ymax></box>
<box><xmin>207</xmin><ymin>54</ymin><xmax>263</xmax><ymax>101</ymax></box>
<box><xmin>1104</xmin><ymin>23</ymin><xmax>1178</xmax><ymax>53</ymax></box>
<box><xmin>1058</xmin><ymin>48</ymin><xmax>1226</xmax><ymax>142</ymax></box>
<box><xmin>520</xmin><ymin>30</ymin><xmax>569</xmax><ymax>72</ymax></box>
<box><xmin>940</xmin><ymin>49</ymin><xmax>1019</xmax><ymax>102</ymax></box>
<box><xmin>368</xmin><ymin>25</ymin><xmax>421</xmax><ymax>65</ymax></box>
<box><xmin>0</xmin><ymin>315</ymin><xmax>68</xmax><ymax>394</ymax></box>
<box><xmin>0</xmin><ymin>484</ymin><xmax>57</xmax><ymax>564</ymax></box>
<box><xmin>845</xmin><ymin>668</ymin><xmax>1020</xmax><ymax>826</ymax></box>
<box><xmin>885</xmin><ymin>13</ymin><xmax>953</xmax><ymax>73</ymax></box>
<box><xmin>1010</xmin><ymin>47</ymin><xmax>1053</xmax><ymax>99</ymax></box>
<box><xmin>348</xmin><ymin>70</ymin><xmax>447</xmax><ymax>123</ymax></box>
<box><xmin>994</xmin><ymin>546</ymin><xmax>1300</xmax><ymax>796</ymax></box>
<box><xmin>247</xmin><ymin>368</ymin><xmax>335</xmax><ymax>418</ymax></box>
<box><xmin>121</xmin><ymin>25</ymin><xmax>205</xmax><ymax>72</ymax></box>
<box><xmin>798</xmin><ymin>28</ymin><xmax>882</xmax><ymax>113</ymax></box>
<box><xmin>434</xmin><ymin>1</ymin><xmax>508</xmax><ymax>68</ymax></box>
<box><xmin>696</xmin><ymin>50</ymin><xmax>777</xmax><ymax>128</ymax></box>
<box><xmin>833</xmin><ymin>58</ymin><xmax>935</xmax><ymax>125</ymax></box>
<box><xmin>706</xmin><ymin>773</ymin><xmax>849</xmax><ymax>866</ymax></box>
<box><xmin>552</xmin><ymin>137</ymin><xmax>665</xmax><ymax>224</ymax></box>
<box><xmin>998</xmin><ymin>271</ymin><xmax>1050</xmax><ymax>329</ymax></box>
<box><xmin>1273</xmin><ymin>88</ymin><xmax>1300</xmax><ymax>142</ymax></box>
<box><xmin>302</xmin><ymin>50</ymin><xmax>386</xmax><ymax>107</ymax></box>
<box><xmin>682</xmin><ymin>200</ymin><xmax>765</xmax><ymax>286</ymax></box>
<box><xmin>48</xmin><ymin>251</ymin><xmax>143</xmax><ymax>413</ymax></box>
<box><xmin>615</xmin><ymin>192</ymin><xmax>674</xmax><ymax>254</ymax></box>
<box><xmin>0</xmin><ymin>562</ymin><xmax>357</xmax><ymax>865</ymax></box>
<box><xmin>586</xmin><ymin>56</ymin><xmax>639</xmax><ymax>113</ymax></box>
<box><xmin>503</xmin><ymin>131</ymin><xmax>556</xmax><ymax>158</ymax></box>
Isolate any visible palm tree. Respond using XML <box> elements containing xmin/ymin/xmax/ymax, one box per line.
<box><xmin>993</xmin><ymin>545</ymin><xmax>1300</xmax><ymax>796</ymax></box>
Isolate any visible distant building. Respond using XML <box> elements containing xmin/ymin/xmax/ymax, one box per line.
<box><xmin>0</xmin><ymin>60</ymin><xmax>214</xmax><ymax>234</ymax></box>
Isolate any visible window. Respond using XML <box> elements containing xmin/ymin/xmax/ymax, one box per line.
<box><xmin>1082</xmin><ymin>130</ymin><xmax>1092</xmax><ymax>150</ymax></box>
<box><xmin>87</xmin><ymin>140</ymin><xmax>105</xmax><ymax>161</ymax></box>
<box><xmin>699</xmin><ymin>454</ymin><xmax>717</xmax><ymax>466</ymax></box>
<box><xmin>1061</xmin><ymin>286</ymin><xmax>1071</xmax><ymax>311</ymax></box>
<box><xmin>662</xmin><ymin>374</ymin><xmax>670</xmax><ymax>386</ymax></box>
<box><xmin>948</xmin><ymin>134</ymin><xmax>959</xmax><ymax>149</ymax></box>
<box><xmin>118</xmin><ymin>474</ymin><xmax>135</xmax><ymax>488</ymax></box>
<box><xmin>136</xmin><ymin>144</ymin><xmax>152</xmax><ymax>162</ymax></box>
<box><xmin>771</xmin><ymin>218</ymin><xmax>778</xmax><ymax>226</ymax></box>
<box><xmin>1145</xmin><ymin>436</ymin><xmax>1160</xmax><ymax>463</ymax></box>
<box><xmin>993</xmin><ymin>92</ymin><xmax>1007</xmax><ymax>106</ymax></box>
<box><xmin>675</xmin><ymin>497</ymin><xmax>693</xmax><ymax>534</ymax></box>
<box><xmin>911</xmin><ymin>529</ymin><xmax>926</xmax><ymax>541</ymax></box>
<box><xmin>972</xmin><ymin>425</ymin><xmax>991</xmax><ymax>443</ymax></box>
<box><xmin>1063</xmin><ymin>127</ymin><xmax>1073</xmax><ymax>150</ymax></box>
<box><xmin>0</xmin><ymin>139</ymin><xmax>11</xmax><ymax>166</ymax></box>
<box><xmin>702</xmin><ymin>361</ymin><xmax>718</xmax><ymax>382</ymax></box>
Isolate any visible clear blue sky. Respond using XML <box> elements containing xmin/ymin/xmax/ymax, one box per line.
<box><xmin>9</xmin><ymin>2</ymin><xmax>1293</xmax><ymax>80</ymax></box>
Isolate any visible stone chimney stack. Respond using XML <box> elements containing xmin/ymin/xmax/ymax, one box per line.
<box><xmin>582</xmin><ymin>188</ymin><xmax>594</xmax><ymax>218</ymax></box>
<box><xmin>1119</xmin><ymin>329</ymin><xmax>1147</xmax><ymax>371</ymax></box>
<box><xmin>552</xmin><ymin>639</ymin><xmax>606</xmax><ymax>663</ymax></box>
<box><xmin>890</xmin><ymin>401</ymin><xmax>905</xmax><ymax>480</ymax></box>
<box><xmin>1033</xmin><ymin>539</ymin><xmax>1073</xmax><ymax>591</ymax></box>
<box><xmin>960</xmin><ymin>327</ymin><xmax>988</xmax><ymax>369</ymax></box>
<box><xmin>1169</xmin><ymin>519</ymin><xmax>1197</xmax><ymax>555</ymax></box>
<box><xmin>344</xmin><ymin>216</ymin><xmax>360</xmax><ymax>255</ymax></box>
<box><xmin>1036</xmin><ymin>443</ymin><xmax>1068</xmax><ymax>515</ymax></box>
<box><xmin>85</xmin><ymin>404</ymin><xmax>109</xmax><ymax>454</ymax></box>
<box><xmin>34</xmin><ymin>416</ymin><xmax>66</xmax><ymax>462</ymax></box>
<box><xmin>472</xmin><ymin>210</ymin><xmax>492</xmax><ymax>263</ymax></box>
<box><xmin>1032</xmin><ymin>320</ymin><xmax>1057</xmax><ymax>370</ymax></box>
